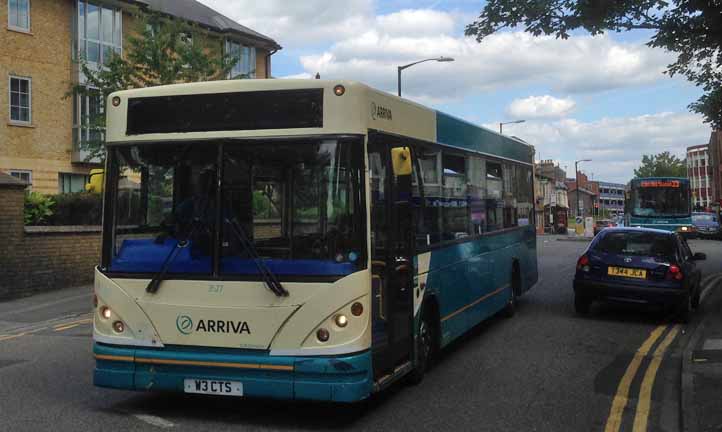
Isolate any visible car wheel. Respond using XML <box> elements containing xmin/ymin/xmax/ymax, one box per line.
<box><xmin>691</xmin><ymin>282</ymin><xmax>701</xmax><ymax>310</ymax></box>
<box><xmin>676</xmin><ymin>294</ymin><xmax>692</xmax><ymax>324</ymax></box>
<box><xmin>574</xmin><ymin>294</ymin><xmax>591</xmax><ymax>315</ymax></box>
<box><xmin>408</xmin><ymin>308</ymin><xmax>435</xmax><ymax>385</ymax></box>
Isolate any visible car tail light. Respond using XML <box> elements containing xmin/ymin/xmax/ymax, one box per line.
<box><xmin>577</xmin><ymin>255</ymin><xmax>590</xmax><ymax>272</ymax></box>
<box><xmin>667</xmin><ymin>265</ymin><xmax>684</xmax><ymax>281</ymax></box>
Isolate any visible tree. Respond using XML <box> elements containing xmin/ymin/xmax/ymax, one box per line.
<box><xmin>465</xmin><ymin>1</ymin><xmax>722</xmax><ymax>129</ymax></box>
<box><xmin>633</xmin><ymin>151</ymin><xmax>687</xmax><ymax>178</ymax></box>
<box><xmin>72</xmin><ymin>11</ymin><xmax>236</xmax><ymax>161</ymax></box>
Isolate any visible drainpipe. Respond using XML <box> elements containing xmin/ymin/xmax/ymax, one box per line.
<box><xmin>266</xmin><ymin>48</ymin><xmax>279</xmax><ymax>78</ymax></box>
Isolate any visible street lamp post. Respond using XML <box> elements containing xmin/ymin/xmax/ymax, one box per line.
<box><xmin>499</xmin><ymin>120</ymin><xmax>526</xmax><ymax>134</ymax></box>
<box><xmin>397</xmin><ymin>56</ymin><xmax>454</xmax><ymax>97</ymax></box>
<box><xmin>575</xmin><ymin>159</ymin><xmax>592</xmax><ymax>218</ymax></box>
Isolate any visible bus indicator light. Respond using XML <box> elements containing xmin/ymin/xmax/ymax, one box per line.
<box><xmin>333</xmin><ymin>85</ymin><xmax>346</xmax><ymax>96</ymax></box>
<box><xmin>112</xmin><ymin>321</ymin><xmax>125</xmax><ymax>333</ymax></box>
<box><xmin>100</xmin><ymin>306</ymin><xmax>111</xmax><ymax>320</ymax></box>
<box><xmin>112</xmin><ymin>96</ymin><xmax>121</xmax><ymax>107</ymax></box>
<box><xmin>316</xmin><ymin>328</ymin><xmax>330</xmax><ymax>342</ymax></box>
<box><xmin>351</xmin><ymin>302</ymin><xmax>363</xmax><ymax>316</ymax></box>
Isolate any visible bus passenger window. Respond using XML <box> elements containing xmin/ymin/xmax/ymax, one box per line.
<box><xmin>486</xmin><ymin>161</ymin><xmax>504</xmax><ymax>232</ymax></box>
<box><xmin>468</xmin><ymin>157</ymin><xmax>486</xmax><ymax>234</ymax></box>
<box><xmin>416</xmin><ymin>149</ymin><xmax>442</xmax><ymax>246</ymax></box>
<box><xmin>442</xmin><ymin>153</ymin><xmax>468</xmax><ymax>240</ymax></box>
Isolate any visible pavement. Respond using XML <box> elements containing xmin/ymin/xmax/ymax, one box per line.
<box><xmin>682</xmin><ymin>270</ymin><xmax>722</xmax><ymax>432</ymax></box>
<box><xmin>0</xmin><ymin>239</ymin><xmax>720</xmax><ymax>431</ymax></box>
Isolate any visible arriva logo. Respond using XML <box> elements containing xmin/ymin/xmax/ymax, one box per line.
<box><xmin>176</xmin><ymin>314</ymin><xmax>194</xmax><ymax>335</ymax></box>
<box><xmin>175</xmin><ymin>314</ymin><xmax>251</xmax><ymax>335</ymax></box>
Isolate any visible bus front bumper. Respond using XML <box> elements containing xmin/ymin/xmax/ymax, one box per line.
<box><xmin>93</xmin><ymin>342</ymin><xmax>373</xmax><ymax>403</ymax></box>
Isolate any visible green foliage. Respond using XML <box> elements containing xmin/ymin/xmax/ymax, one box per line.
<box><xmin>633</xmin><ymin>151</ymin><xmax>687</xmax><ymax>178</ymax></box>
<box><xmin>48</xmin><ymin>193</ymin><xmax>103</xmax><ymax>226</ymax></box>
<box><xmin>72</xmin><ymin>11</ymin><xmax>237</xmax><ymax>162</ymax></box>
<box><xmin>24</xmin><ymin>192</ymin><xmax>55</xmax><ymax>225</ymax></box>
<box><xmin>465</xmin><ymin>1</ymin><xmax>722</xmax><ymax>129</ymax></box>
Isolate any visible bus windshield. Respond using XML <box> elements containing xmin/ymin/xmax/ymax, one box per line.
<box><xmin>631</xmin><ymin>182</ymin><xmax>690</xmax><ymax>218</ymax></box>
<box><xmin>106</xmin><ymin>138</ymin><xmax>366</xmax><ymax>278</ymax></box>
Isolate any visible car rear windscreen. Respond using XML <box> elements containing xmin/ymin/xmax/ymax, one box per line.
<box><xmin>595</xmin><ymin>231</ymin><xmax>676</xmax><ymax>259</ymax></box>
<box><xmin>126</xmin><ymin>89</ymin><xmax>324</xmax><ymax>135</ymax></box>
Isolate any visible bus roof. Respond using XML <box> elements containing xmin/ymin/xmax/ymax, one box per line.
<box><xmin>106</xmin><ymin>79</ymin><xmax>534</xmax><ymax>164</ymax></box>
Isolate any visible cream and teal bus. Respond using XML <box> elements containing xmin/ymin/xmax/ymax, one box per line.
<box><xmin>93</xmin><ymin>79</ymin><xmax>538</xmax><ymax>402</ymax></box>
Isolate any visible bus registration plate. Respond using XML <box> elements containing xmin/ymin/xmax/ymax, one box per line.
<box><xmin>184</xmin><ymin>379</ymin><xmax>243</xmax><ymax>396</ymax></box>
<box><xmin>608</xmin><ymin>267</ymin><xmax>646</xmax><ymax>279</ymax></box>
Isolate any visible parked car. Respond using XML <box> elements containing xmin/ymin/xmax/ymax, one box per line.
<box><xmin>573</xmin><ymin>227</ymin><xmax>705</xmax><ymax>322</ymax></box>
<box><xmin>692</xmin><ymin>212</ymin><xmax>720</xmax><ymax>239</ymax></box>
<box><xmin>594</xmin><ymin>219</ymin><xmax>615</xmax><ymax>235</ymax></box>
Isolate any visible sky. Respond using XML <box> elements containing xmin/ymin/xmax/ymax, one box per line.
<box><xmin>198</xmin><ymin>0</ymin><xmax>712</xmax><ymax>184</ymax></box>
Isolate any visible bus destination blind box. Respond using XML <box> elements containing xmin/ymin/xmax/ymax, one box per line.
<box><xmin>126</xmin><ymin>89</ymin><xmax>324</xmax><ymax>135</ymax></box>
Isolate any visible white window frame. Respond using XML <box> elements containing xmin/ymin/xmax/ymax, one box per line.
<box><xmin>76</xmin><ymin>1</ymin><xmax>123</xmax><ymax>67</ymax></box>
<box><xmin>8</xmin><ymin>0</ymin><xmax>31</xmax><ymax>32</ymax></box>
<box><xmin>225</xmin><ymin>39</ymin><xmax>256</xmax><ymax>79</ymax></box>
<box><xmin>8</xmin><ymin>75</ymin><xmax>32</xmax><ymax>125</ymax></box>
<box><xmin>8</xmin><ymin>169</ymin><xmax>32</xmax><ymax>188</ymax></box>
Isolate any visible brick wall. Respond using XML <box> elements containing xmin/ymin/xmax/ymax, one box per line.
<box><xmin>0</xmin><ymin>182</ymin><xmax>100</xmax><ymax>299</ymax></box>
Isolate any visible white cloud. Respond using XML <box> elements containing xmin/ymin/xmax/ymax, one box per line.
<box><xmin>197</xmin><ymin>0</ymin><xmax>374</xmax><ymax>45</ymax></box>
<box><xmin>300</xmin><ymin>28</ymin><xmax>673</xmax><ymax>100</ymax></box>
<box><xmin>508</xmin><ymin>95</ymin><xmax>576</xmax><ymax>119</ymax></box>
<box><xmin>485</xmin><ymin>112</ymin><xmax>710</xmax><ymax>183</ymax></box>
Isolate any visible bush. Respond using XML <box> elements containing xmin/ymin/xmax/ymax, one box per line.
<box><xmin>48</xmin><ymin>192</ymin><xmax>103</xmax><ymax>226</ymax></box>
<box><xmin>24</xmin><ymin>192</ymin><xmax>55</xmax><ymax>225</ymax></box>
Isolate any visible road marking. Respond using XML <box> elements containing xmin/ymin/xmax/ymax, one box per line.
<box><xmin>700</xmin><ymin>273</ymin><xmax>722</xmax><ymax>303</ymax></box>
<box><xmin>133</xmin><ymin>414</ymin><xmax>175</xmax><ymax>428</ymax></box>
<box><xmin>632</xmin><ymin>325</ymin><xmax>679</xmax><ymax>432</ymax></box>
<box><xmin>0</xmin><ymin>332</ymin><xmax>27</xmax><ymax>342</ymax></box>
<box><xmin>53</xmin><ymin>318</ymin><xmax>92</xmax><ymax>330</ymax></box>
<box><xmin>604</xmin><ymin>325</ymin><xmax>667</xmax><ymax>432</ymax></box>
<box><xmin>54</xmin><ymin>324</ymin><xmax>80</xmax><ymax>332</ymax></box>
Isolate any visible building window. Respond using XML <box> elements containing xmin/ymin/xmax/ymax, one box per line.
<box><xmin>8</xmin><ymin>0</ymin><xmax>30</xmax><ymax>31</ymax></box>
<box><xmin>73</xmin><ymin>88</ymin><xmax>104</xmax><ymax>150</ymax></box>
<box><xmin>8</xmin><ymin>170</ymin><xmax>31</xmax><ymax>189</ymax></box>
<box><xmin>59</xmin><ymin>173</ymin><xmax>89</xmax><ymax>193</ymax></box>
<box><xmin>9</xmin><ymin>76</ymin><xmax>31</xmax><ymax>124</ymax></box>
<box><xmin>226</xmin><ymin>40</ymin><xmax>256</xmax><ymax>78</ymax></box>
<box><xmin>77</xmin><ymin>1</ymin><xmax>122</xmax><ymax>66</ymax></box>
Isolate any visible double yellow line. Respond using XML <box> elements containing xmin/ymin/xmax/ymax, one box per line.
<box><xmin>0</xmin><ymin>317</ymin><xmax>93</xmax><ymax>342</ymax></box>
<box><xmin>604</xmin><ymin>324</ymin><xmax>679</xmax><ymax>432</ymax></box>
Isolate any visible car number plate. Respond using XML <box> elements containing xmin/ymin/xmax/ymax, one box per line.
<box><xmin>608</xmin><ymin>266</ymin><xmax>646</xmax><ymax>279</ymax></box>
<box><xmin>184</xmin><ymin>379</ymin><xmax>243</xmax><ymax>396</ymax></box>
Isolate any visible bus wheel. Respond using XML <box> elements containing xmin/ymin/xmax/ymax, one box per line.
<box><xmin>503</xmin><ymin>267</ymin><xmax>520</xmax><ymax>318</ymax></box>
<box><xmin>408</xmin><ymin>307</ymin><xmax>435</xmax><ymax>385</ymax></box>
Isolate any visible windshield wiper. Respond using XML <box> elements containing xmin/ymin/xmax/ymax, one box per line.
<box><xmin>225</xmin><ymin>217</ymin><xmax>289</xmax><ymax>297</ymax></box>
<box><xmin>146</xmin><ymin>218</ymin><xmax>207</xmax><ymax>294</ymax></box>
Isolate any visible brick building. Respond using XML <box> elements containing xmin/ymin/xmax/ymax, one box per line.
<box><xmin>566</xmin><ymin>171</ymin><xmax>599</xmax><ymax>217</ymax></box>
<box><xmin>1</xmin><ymin>0</ymin><xmax>280</xmax><ymax>194</ymax></box>
<box><xmin>707</xmin><ymin>131</ymin><xmax>722</xmax><ymax>209</ymax></box>
<box><xmin>687</xmin><ymin>143</ymin><xmax>713</xmax><ymax>210</ymax></box>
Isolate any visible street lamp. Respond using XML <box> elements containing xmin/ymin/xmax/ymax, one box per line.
<box><xmin>575</xmin><ymin>159</ymin><xmax>592</xmax><ymax>218</ymax></box>
<box><xmin>499</xmin><ymin>120</ymin><xmax>526</xmax><ymax>134</ymax></box>
<box><xmin>397</xmin><ymin>56</ymin><xmax>455</xmax><ymax>97</ymax></box>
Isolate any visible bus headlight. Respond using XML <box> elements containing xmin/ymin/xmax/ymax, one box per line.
<box><xmin>100</xmin><ymin>306</ymin><xmax>112</xmax><ymax>320</ymax></box>
<box><xmin>334</xmin><ymin>314</ymin><xmax>348</xmax><ymax>328</ymax></box>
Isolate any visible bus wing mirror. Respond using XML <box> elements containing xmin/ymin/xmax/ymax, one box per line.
<box><xmin>391</xmin><ymin>147</ymin><xmax>412</xmax><ymax>176</ymax></box>
<box><xmin>85</xmin><ymin>169</ymin><xmax>105</xmax><ymax>193</ymax></box>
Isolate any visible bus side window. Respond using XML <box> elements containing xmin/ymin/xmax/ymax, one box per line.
<box><xmin>369</xmin><ymin>142</ymin><xmax>388</xmax><ymax>259</ymax></box>
<box><xmin>486</xmin><ymin>161</ymin><xmax>503</xmax><ymax>232</ymax></box>
<box><xmin>468</xmin><ymin>156</ymin><xmax>486</xmax><ymax>234</ymax></box>
<box><xmin>415</xmin><ymin>148</ymin><xmax>442</xmax><ymax>247</ymax></box>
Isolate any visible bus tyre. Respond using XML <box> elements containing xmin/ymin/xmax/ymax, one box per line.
<box><xmin>574</xmin><ymin>294</ymin><xmax>591</xmax><ymax>315</ymax></box>
<box><xmin>408</xmin><ymin>308</ymin><xmax>435</xmax><ymax>385</ymax></box>
<box><xmin>502</xmin><ymin>288</ymin><xmax>516</xmax><ymax>318</ymax></box>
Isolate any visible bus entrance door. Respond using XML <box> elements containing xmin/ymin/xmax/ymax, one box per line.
<box><xmin>369</xmin><ymin>138</ymin><xmax>415</xmax><ymax>381</ymax></box>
